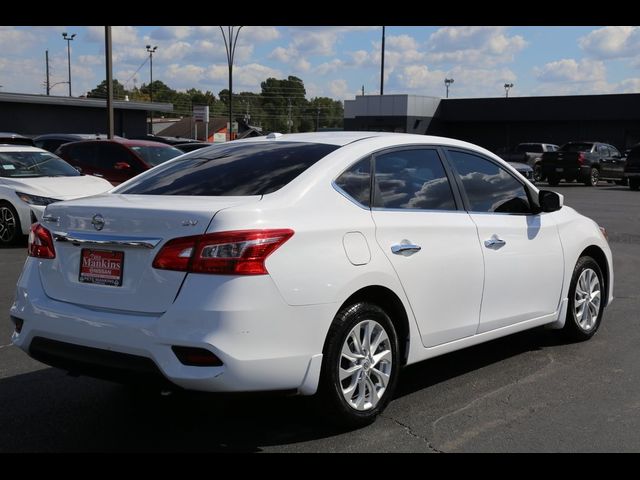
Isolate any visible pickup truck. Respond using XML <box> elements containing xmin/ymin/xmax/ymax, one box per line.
<box><xmin>624</xmin><ymin>144</ymin><xmax>640</xmax><ymax>191</ymax></box>
<box><xmin>498</xmin><ymin>143</ymin><xmax>559</xmax><ymax>182</ymax></box>
<box><xmin>540</xmin><ymin>141</ymin><xmax>627</xmax><ymax>187</ymax></box>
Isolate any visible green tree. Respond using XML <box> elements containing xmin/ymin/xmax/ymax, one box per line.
<box><xmin>86</xmin><ymin>79</ymin><xmax>127</xmax><ymax>100</ymax></box>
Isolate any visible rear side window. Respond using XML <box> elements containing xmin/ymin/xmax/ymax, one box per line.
<box><xmin>335</xmin><ymin>157</ymin><xmax>371</xmax><ymax>207</ymax></box>
<box><xmin>560</xmin><ymin>143</ymin><xmax>594</xmax><ymax>153</ymax></box>
<box><xmin>63</xmin><ymin>143</ymin><xmax>99</xmax><ymax>168</ymax></box>
<box><xmin>373</xmin><ymin>149</ymin><xmax>456</xmax><ymax>210</ymax></box>
<box><xmin>116</xmin><ymin>142</ymin><xmax>339</xmax><ymax>196</ymax></box>
<box><xmin>448</xmin><ymin>150</ymin><xmax>531</xmax><ymax>214</ymax></box>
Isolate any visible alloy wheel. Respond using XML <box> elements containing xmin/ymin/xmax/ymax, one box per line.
<box><xmin>0</xmin><ymin>206</ymin><xmax>17</xmax><ymax>243</ymax></box>
<box><xmin>574</xmin><ymin>268</ymin><xmax>601</xmax><ymax>331</ymax></box>
<box><xmin>339</xmin><ymin>319</ymin><xmax>393</xmax><ymax>411</ymax></box>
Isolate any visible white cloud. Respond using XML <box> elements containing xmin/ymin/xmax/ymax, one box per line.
<box><xmin>426</xmin><ymin>26</ymin><xmax>527</xmax><ymax>66</ymax></box>
<box><xmin>269</xmin><ymin>46</ymin><xmax>296</xmax><ymax>63</ymax></box>
<box><xmin>534</xmin><ymin>58</ymin><xmax>606</xmax><ymax>83</ymax></box>
<box><xmin>86</xmin><ymin>26</ymin><xmax>139</xmax><ymax>45</ymax></box>
<box><xmin>314</xmin><ymin>59</ymin><xmax>345</xmax><ymax>75</ymax></box>
<box><xmin>615</xmin><ymin>78</ymin><xmax>640</xmax><ymax>93</ymax></box>
<box><xmin>150</xmin><ymin>26</ymin><xmax>193</xmax><ymax>40</ymax></box>
<box><xmin>579</xmin><ymin>26</ymin><xmax>640</xmax><ymax>59</ymax></box>
<box><xmin>329</xmin><ymin>79</ymin><xmax>350</xmax><ymax>99</ymax></box>
<box><xmin>0</xmin><ymin>26</ymin><xmax>39</xmax><ymax>53</ymax></box>
<box><xmin>386</xmin><ymin>34</ymin><xmax>419</xmax><ymax>51</ymax></box>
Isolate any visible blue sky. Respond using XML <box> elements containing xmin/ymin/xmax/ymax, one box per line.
<box><xmin>2</xmin><ymin>26</ymin><xmax>640</xmax><ymax>101</ymax></box>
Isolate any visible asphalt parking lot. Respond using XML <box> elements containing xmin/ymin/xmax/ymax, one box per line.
<box><xmin>1</xmin><ymin>182</ymin><xmax>639</xmax><ymax>452</ymax></box>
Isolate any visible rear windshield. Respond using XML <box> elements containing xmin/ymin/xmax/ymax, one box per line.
<box><xmin>0</xmin><ymin>150</ymin><xmax>80</xmax><ymax>178</ymax></box>
<box><xmin>130</xmin><ymin>145</ymin><xmax>183</xmax><ymax>167</ymax></box>
<box><xmin>560</xmin><ymin>143</ymin><xmax>594</xmax><ymax>153</ymax></box>
<box><xmin>116</xmin><ymin>142</ymin><xmax>339</xmax><ymax>196</ymax></box>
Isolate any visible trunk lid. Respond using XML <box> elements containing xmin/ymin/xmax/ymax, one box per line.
<box><xmin>37</xmin><ymin>193</ymin><xmax>261</xmax><ymax>313</ymax></box>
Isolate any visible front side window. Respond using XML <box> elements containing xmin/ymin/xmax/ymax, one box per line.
<box><xmin>0</xmin><ymin>151</ymin><xmax>80</xmax><ymax>178</ymax></box>
<box><xmin>373</xmin><ymin>149</ymin><xmax>456</xmax><ymax>210</ymax></box>
<box><xmin>447</xmin><ymin>150</ymin><xmax>531</xmax><ymax>214</ymax></box>
<box><xmin>335</xmin><ymin>157</ymin><xmax>371</xmax><ymax>207</ymax></box>
<box><xmin>130</xmin><ymin>145</ymin><xmax>183</xmax><ymax>167</ymax></box>
<box><xmin>116</xmin><ymin>142</ymin><xmax>339</xmax><ymax>196</ymax></box>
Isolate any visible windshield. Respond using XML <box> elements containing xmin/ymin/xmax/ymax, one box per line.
<box><xmin>560</xmin><ymin>143</ymin><xmax>594</xmax><ymax>153</ymax></box>
<box><xmin>116</xmin><ymin>142</ymin><xmax>339</xmax><ymax>196</ymax></box>
<box><xmin>0</xmin><ymin>150</ymin><xmax>80</xmax><ymax>178</ymax></box>
<box><xmin>130</xmin><ymin>145</ymin><xmax>183</xmax><ymax>167</ymax></box>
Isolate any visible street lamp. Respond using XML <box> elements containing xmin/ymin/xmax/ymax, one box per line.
<box><xmin>220</xmin><ymin>26</ymin><xmax>243</xmax><ymax>141</ymax></box>
<box><xmin>504</xmin><ymin>83</ymin><xmax>514</xmax><ymax>98</ymax></box>
<box><xmin>62</xmin><ymin>32</ymin><xmax>76</xmax><ymax>97</ymax></box>
<box><xmin>444</xmin><ymin>78</ymin><xmax>454</xmax><ymax>98</ymax></box>
<box><xmin>146</xmin><ymin>45</ymin><xmax>158</xmax><ymax>134</ymax></box>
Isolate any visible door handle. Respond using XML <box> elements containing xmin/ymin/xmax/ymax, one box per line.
<box><xmin>484</xmin><ymin>235</ymin><xmax>506</xmax><ymax>248</ymax></box>
<box><xmin>391</xmin><ymin>243</ymin><xmax>421</xmax><ymax>256</ymax></box>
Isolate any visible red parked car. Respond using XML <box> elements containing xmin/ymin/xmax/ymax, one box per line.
<box><xmin>55</xmin><ymin>138</ymin><xmax>184</xmax><ymax>185</ymax></box>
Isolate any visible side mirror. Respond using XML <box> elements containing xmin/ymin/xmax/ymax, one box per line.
<box><xmin>538</xmin><ymin>190</ymin><xmax>563</xmax><ymax>212</ymax></box>
<box><xmin>114</xmin><ymin>162</ymin><xmax>131</xmax><ymax>170</ymax></box>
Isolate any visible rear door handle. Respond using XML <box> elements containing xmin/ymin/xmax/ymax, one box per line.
<box><xmin>391</xmin><ymin>243</ymin><xmax>422</xmax><ymax>256</ymax></box>
<box><xmin>484</xmin><ymin>235</ymin><xmax>506</xmax><ymax>248</ymax></box>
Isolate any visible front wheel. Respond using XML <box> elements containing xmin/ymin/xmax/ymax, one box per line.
<box><xmin>0</xmin><ymin>202</ymin><xmax>22</xmax><ymax>246</ymax></box>
<box><xmin>318</xmin><ymin>302</ymin><xmax>400</xmax><ymax>428</ymax></box>
<box><xmin>562</xmin><ymin>256</ymin><xmax>605</xmax><ymax>341</ymax></box>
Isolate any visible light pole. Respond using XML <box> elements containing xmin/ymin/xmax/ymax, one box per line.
<box><xmin>62</xmin><ymin>32</ymin><xmax>76</xmax><ymax>97</ymax></box>
<box><xmin>380</xmin><ymin>26</ymin><xmax>386</xmax><ymax>95</ymax></box>
<box><xmin>146</xmin><ymin>45</ymin><xmax>157</xmax><ymax>134</ymax></box>
<box><xmin>444</xmin><ymin>78</ymin><xmax>454</xmax><ymax>98</ymax></box>
<box><xmin>504</xmin><ymin>83</ymin><xmax>514</xmax><ymax>98</ymax></box>
<box><xmin>220</xmin><ymin>26</ymin><xmax>243</xmax><ymax>141</ymax></box>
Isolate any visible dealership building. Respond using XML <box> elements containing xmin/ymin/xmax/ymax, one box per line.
<box><xmin>344</xmin><ymin>93</ymin><xmax>640</xmax><ymax>152</ymax></box>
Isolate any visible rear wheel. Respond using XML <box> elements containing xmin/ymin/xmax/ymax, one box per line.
<box><xmin>533</xmin><ymin>164</ymin><xmax>544</xmax><ymax>183</ymax></box>
<box><xmin>630</xmin><ymin>178</ymin><xmax>640</xmax><ymax>191</ymax></box>
<box><xmin>562</xmin><ymin>256</ymin><xmax>605</xmax><ymax>342</ymax></box>
<box><xmin>318</xmin><ymin>301</ymin><xmax>400</xmax><ymax>428</ymax></box>
<box><xmin>584</xmin><ymin>167</ymin><xmax>599</xmax><ymax>186</ymax></box>
<box><xmin>547</xmin><ymin>175</ymin><xmax>560</xmax><ymax>186</ymax></box>
<box><xmin>0</xmin><ymin>201</ymin><xmax>21</xmax><ymax>246</ymax></box>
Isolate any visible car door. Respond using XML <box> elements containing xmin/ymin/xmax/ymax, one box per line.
<box><xmin>608</xmin><ymin>145</ymin><xmax>625</xmax><ymax>179</ymax></box>
<box><xmin>445</xmin><ymin>149</ymin><xmax>564</xmax><ymax>333</ymax></box>
<box><xmin>96</xmin><ymin>143</ymin><xmax>142</xmax><ymax>185</ymax></box>
<box><xmin>370</xmin><ymin>147</ymin><xmax>485</xmax><ymax>348</ymax></box>
<box><xmin>598</xmin><ymin>144</ymin><xmax>614</xmax><ymax>178</ymax></box>
<box><xmin>61</xmin><ymin>142</ymin><xmax>99</xmax><ymax>176</ymax></box>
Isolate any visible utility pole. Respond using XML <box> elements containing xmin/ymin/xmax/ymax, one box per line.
<box><xmin>45</xmin><ymin>50</ymin><xmax>50</xmax><ymax>95</ymax></box>
<box><xmin>105</xmin><ymin>26</ymin><xmax>114</xmax><ymax>139</ymax></box>
<box><xmin>504</xmin><ymin>83</ymin><xmax>514</xmax><ymax>98</ymax></box>
<box><xmin>444</xmin><ymin>78</ymin><xmax>454</xmax><ymax>98</ymax></box>
<box><xmin>380</xmin><ymin>26</ymin><xmax>385</xmax><ymax>95</ymax></box>
<box><xmin>361</xmin><ymin>85</ymin><xmax>365</xmax><ymax>96</ymax></box>
<box><xmin>316</xmin><ymin>107</ymin><xmax>320</xmax><ymax>131</ymax></box>
<box><xmin>287</xmin><ymin>98</ymin><xmax>293</xmax><ymax>133</ymax></box>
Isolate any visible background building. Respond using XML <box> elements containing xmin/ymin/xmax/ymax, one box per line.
<box><xmin>344</xmin><ymin>93</ymin><xmax>640</xmax><ymax>152</ymax></box>
<box><xmin>0</xmin><ymin>92</ymin><xmax>172</xmax><ymax>138</ymax></box>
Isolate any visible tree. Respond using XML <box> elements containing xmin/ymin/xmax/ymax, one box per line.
<box><xmin>87</xmin><ymin>79</ymin><xmax>127</xmax><ymax>100</ymax></box>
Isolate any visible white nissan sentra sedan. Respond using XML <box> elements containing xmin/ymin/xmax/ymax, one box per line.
<box><xmin>10</xmin><ymin>132</ymin><xmax>613</xmax><ymax>426</ymax></box>
<box><xmin>0</xmin><ymin>145</ymin><xmax>113</xmax><ymax>246</ymax></box>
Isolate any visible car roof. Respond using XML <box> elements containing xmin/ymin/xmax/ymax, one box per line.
<box><xmin>0</xmin><ymin>145</ymin><xmax>48</xmax><ymax>153</ymax></box>
<box><xmin>34</xmin><ymin>133</ymin><xmax>121</xmax><ymax>140</ymax></box>
<box><xmin>0</xmin><ymin>132</ymin><xmax>31</xmax><ymax>139</ymax></box>
<box><xmin>59</xmin><ymin>138</ymin><xmax>177</xmax><ymax>148</ymax></box>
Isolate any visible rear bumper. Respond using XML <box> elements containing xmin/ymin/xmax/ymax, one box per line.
<box><xmin>541</xmin><ymin>165</ymin><xmax>589</xmax><ymax>178</ymax></box>
<box><xmin>10</xmin><ymin>258</ymin><xmax>335</xmax><ymax>395</ymax></box>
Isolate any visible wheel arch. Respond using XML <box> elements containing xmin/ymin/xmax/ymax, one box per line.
<box><xmin>331</xmin><ymin>285</ymin><xmax>411</xmax><ymax>366</ymax></box>
<box><xmin>579</xmin><ymin>245</ymin><xmax>610</xmax><ymax>307</ymax></box>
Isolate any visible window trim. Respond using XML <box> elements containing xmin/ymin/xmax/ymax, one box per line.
<box><xmin>331</xmin><ymin>155</ymin><xmax>372</xmax><ymax>211</ymax></box>
<box><xmin>442</xmin><ymin>146</ymin><xmax>540</xmax><ymax>216</ymax></box>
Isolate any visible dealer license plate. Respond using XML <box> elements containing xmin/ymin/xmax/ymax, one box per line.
<box><xmin>79</xmin><ymin>249</ymin><xmax>124</xmax><ymax>287</ymax></box>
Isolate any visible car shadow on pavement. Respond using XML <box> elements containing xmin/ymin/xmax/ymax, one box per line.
<box><xmin>0</xmin><ymin>327</ymin><xmax>569</xmax><ymax>452</ymax></box>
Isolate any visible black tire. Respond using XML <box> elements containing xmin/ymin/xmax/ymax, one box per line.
<box><xmin>547</xmin><ymin>175</ymin><xmax>560</xmax><ymax>186</ymax></box>
<box><xmin>562</xmin><ymin>256</ymin><xmax>605</xmax><ymax>342</ymax></box>
<box><xmin>318</xmin><ymin>301</ymin><xmax>400</xmax><ymax>428</ymax></box>
<box><xmin>584</xmin><ymin>167</ymin><xmax>599</xmax><ymax>186</ymax></box>
<box><xmin>533</xmin><ymin>164</ymin><xmax>544</xmax><ymax>183</ymax></box>
<box><xmin>630</xmin><ymin>178</ymin><xmax>640</xmax><ymax>191</ymax></box>
<box><xmin>0</xmin><ymin>201</ymin><xmax>22</xmax><ymax>246</ymax></box>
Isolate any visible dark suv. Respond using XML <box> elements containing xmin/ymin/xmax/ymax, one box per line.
<box><xmin>624</xmin><ymin>144</ymin><xmax>640</xmax><ymax>191</ymax></box>
<box><xmin>55</xmin><ymin>138</ymin><xmax>183</xmax><ymax>185</ymax></box>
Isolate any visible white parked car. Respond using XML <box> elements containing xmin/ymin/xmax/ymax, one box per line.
<box><xmin>0</xmin><ymin>145</ymin><xmax>113</xmax><ymax>245</ymax></box>
<box><xmin>10</xmin><ymin>132</ymin><xmax>614</xmax><ymax>426</ymax></box>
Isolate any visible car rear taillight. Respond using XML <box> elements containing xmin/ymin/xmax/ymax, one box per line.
<box><xmin>577</xmin><ymin>152</ymin><xmax>586</xmax><ymax>165</ymax></box>
<box><xmin>28</xmin><ymin>223</ymin><xmax>55</xmax><ymax>259</ymax></box>
<box><xmin>153</xmin><ymin>229</ymin><xmax>294</xmax><ymax>275</ymax></box>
